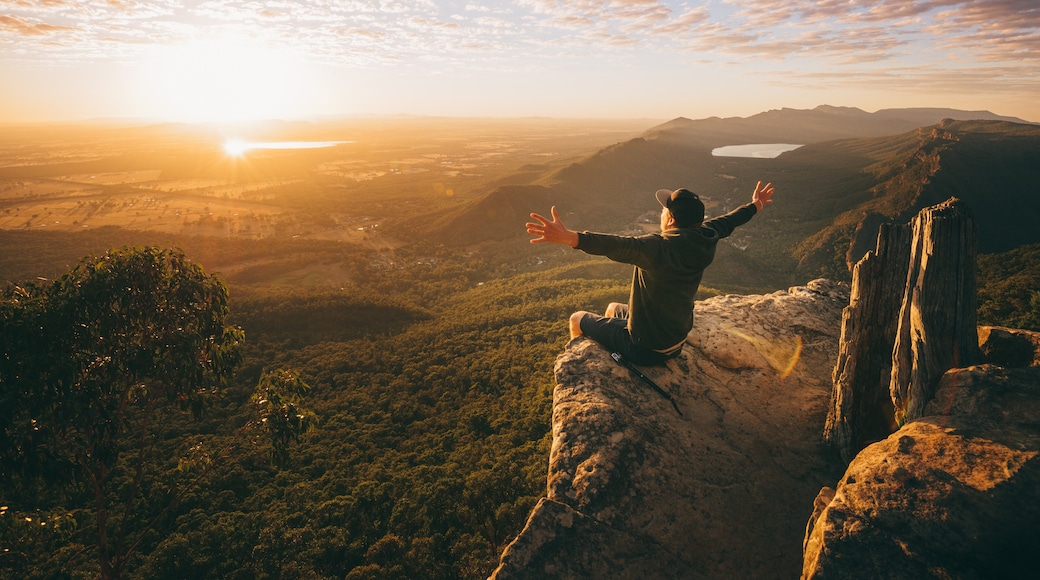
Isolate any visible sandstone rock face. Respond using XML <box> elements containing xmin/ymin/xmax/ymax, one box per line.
<box><xmin>803</xmin><ymin>360</ymin><xmax>1040</xmax><ymax>579</ymax></box>
<box><xmin>828</xmin><ymin>198</ymin><xmax>981</xmax><ymax>463</ymax></box>
<box><xmin>890</xmin><ymin>198</ymin><xmax>980</xmax><ymax>424</ymax></box>
<box><xmin>492</xmin><ymin>279</ymin><xmax>850</xmax><ymax>579</ymax></box>
<box><xmin>826</xmin><ymin>222</ymin><xmax>910</xmax><ymax>463</ymax></box>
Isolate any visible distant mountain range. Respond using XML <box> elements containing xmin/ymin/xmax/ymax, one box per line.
<box><xmin>412</xmin><ymin>106</ymin><xmax>1040</xmax><ymax>286</ymax></box>
<box><xmin>646</xmin><ymin>105</ymin><xmax>1033</xmax><ymax>145</ymax></box>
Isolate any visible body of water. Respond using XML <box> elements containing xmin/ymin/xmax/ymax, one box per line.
<box><xmin>223</xmin><ymin>139</ymin><xmax>351</xmax><ymax>155</ymax></box>
<box><xmin>711</xmin><ymin>143</ymin><xmax>803</xmax><ymax>158</ymax></box>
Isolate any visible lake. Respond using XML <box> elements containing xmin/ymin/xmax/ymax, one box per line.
<box><xmin>223</xmin><ymin>140</ymin><xmax>352</xmax><ymax>155</ymax></box>
<box><xmin>711</xmin><ymin>143</ymin><xmax>803</xmax><ymax>158</ymax></box>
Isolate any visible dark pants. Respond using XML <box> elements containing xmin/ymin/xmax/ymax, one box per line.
<box><xmin>578</xmin><ymin>305</ymin><xmax>682</xmax><ymax>366</ymax></box>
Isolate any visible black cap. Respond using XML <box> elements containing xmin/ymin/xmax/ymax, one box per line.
<box><xmin>655</xmin><ymin>188</ymin><xmax>704</xmax><ymax>228</ymax></box>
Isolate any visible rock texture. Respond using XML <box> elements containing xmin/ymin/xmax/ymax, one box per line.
<box><xmin>890</xmin><ymin>198</ymin><xmax>981</xmax><ymax>424</ymax></box>
<box><xmin>826</xmin><ymin>222</ymin><xmax>910</xmax><ymax>462</ymax></box>
<box><xmin>827</xmin><ymin>198</ymin><xmax>981</xmax><ymax>462</ymax></box>
<box><xmin>492</xmin><ymin>280</ymin><xmax>850</xmax><ymax>579</ymax></box>
<box><xmin>978</xmin><ymin>325</ymin><xmax>1040</xmax><ymax>368</ymax></box>
<box><xmin>803</xmin><ymin>356</ymin><xmax>1040</xmax><ymax>579</ymax></box>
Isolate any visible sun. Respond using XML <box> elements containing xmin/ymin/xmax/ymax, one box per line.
<box><xmin>141</xmin><ymin>34</ymin><xmax>308</xmax><ymax>123</ymax></box>
<box><xmin>223</xmin><ymin>138</ymin><xmax>251</xmax><ymax>157</ymax></box>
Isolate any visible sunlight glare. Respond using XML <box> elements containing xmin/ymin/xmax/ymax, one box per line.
<box><xmin>223</xmin><ymin>138</ymin><xmax>250</xmax><ymax>157</ymax></box>
<box><xmin>142</xmin><ymin>34</ymin><xmax>308</xmax><ymax>123</ymax></box>
<box><xmin>722</xmin><ymin>325</ymin><xmax>803</xmax><ymax>379</ymax></box>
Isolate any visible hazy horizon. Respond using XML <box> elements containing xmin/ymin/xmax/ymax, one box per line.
<box><xmin>2</xmin><ymin>1</ymin><xmax>1038</xmax><ymax>125</ymax></box>
<box><xmin>2</xmin><ymin>106</ymin><xmax>1035</xmax><ymax>131</ymax></box>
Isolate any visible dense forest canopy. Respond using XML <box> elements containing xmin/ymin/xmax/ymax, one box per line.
<box><xmin>0</xmin><ymin>237</ymin><xmax>635</xmax><ymax>578</ymax></box>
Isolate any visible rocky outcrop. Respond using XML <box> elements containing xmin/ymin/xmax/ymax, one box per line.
<box><xmin>493</xmin><ymin>197</ymin><xmax>1039</xmax><ymax>579</ymax></box>
<box><xmin>492</xmin><ymin>280</ymin><xmax>850</xmax><ymax>579</ymax></box>
<box><xmin>803</xmin><ymin>356</ymin><xmax>1040</xmax><ymax>579</ymax></box>
<box><xmin>826</xmin><ymin>222</ymin><xmax>910</xmax><ymax>463</ymax></box>
<box><xmin>890</xmin><ymin>198</ymin><xmax>980</xmax><ymax>424</ymax></box>
<box><xmin>978</xmin><ymin>325</ymin><xmax>1040</xmax><ymax>368</ymax></box>
<box><xmin>826</xmin><ymin>198</ymin><xmax>980</xmax><ymax>462</ymax></box>
<box><xmin>804</xmin><ymin>197</ymin><xmax>1040</xmax><ymax>579</ymax></box>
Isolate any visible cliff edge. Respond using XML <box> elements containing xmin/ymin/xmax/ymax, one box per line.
<box><xmin>491</xmin><ymin>279</ymin><xmax>851</xmax><ymax>579</ymax></box>
<box><xmin>492</xmin><ymin>199</ymin><xmax>1040</xmax><ymax>579</ymax></box>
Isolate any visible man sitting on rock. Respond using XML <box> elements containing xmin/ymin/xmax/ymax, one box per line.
<box><xmin>526</xmin><ymin>181</ymin><xmax>774</xmax><ymax>365</ymax></box>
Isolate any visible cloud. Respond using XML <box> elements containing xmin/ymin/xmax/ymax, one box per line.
<box><xmin>0</xmin><ymin>13</ymin><xmax>76</xmax><ymax>36</ymax></box>
<box><xmin>775</xmin><ymin>62</ymin><xmax>1040</xmax><ymax>97</ymax></box>
<box><xmin>0</xmin><ymin>0</ymin><xmax>78</xmax><ymax>9</ymax></box>
<box><xmin>2</xmin><ymin>0</ymin><xmax>1037</xmax><ymax>76</ymax></box>
<box><xmin>652</xmin><ymin>7</ymin><xmax>710</xmax><ymax>36</ymax></box>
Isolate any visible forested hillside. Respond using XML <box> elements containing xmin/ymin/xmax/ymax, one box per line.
<box><xmin>0</xmin><ymin>235</ymin><xmax>643</xmax><ymax>578</ymax></box>
<box><xmin>978</xmin><ymin>243</ymin><xmax>1040</xmax><ymax>332</ymax></box>
<box><xmin>429</xmin><ymin>118</ymin><xmax>1040</xmax><ymax>285</ymax></box>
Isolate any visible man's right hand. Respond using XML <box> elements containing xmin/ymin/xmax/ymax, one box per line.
<box><xmin>752</xmin><ymin>181</ymin><xmax>775</xmax><ymax>211</ymax></box>
<box><xmin>527</xmin><ymin>206</ymin><xmax>579</xmax><ymax>247</ymax></box>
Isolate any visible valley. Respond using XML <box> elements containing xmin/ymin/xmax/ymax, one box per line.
<box><xmin>2</xmin><ymin>108</ymin><xmax>1038</xmax><ymax>579</ymax></box>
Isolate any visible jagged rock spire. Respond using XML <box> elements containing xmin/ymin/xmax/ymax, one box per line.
<box><xmin>890</xmin><ymin>197</ymin><xmax>980</xmax><ymax>423</ymax></box>
<box><xmin>825</xmin><ymin>197</ymin><xmax>980</xmax><ymax>462</ymax></box>
<box><xmin>826</xmin><ymin>222</ymin><xmax>910</xmax><ymax>463</ymax></box>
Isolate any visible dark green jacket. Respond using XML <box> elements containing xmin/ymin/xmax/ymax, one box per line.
<box><xmin>575</xmin><ymin>203</ymin><xmax>758</xmax><ymax>351</ymax></box>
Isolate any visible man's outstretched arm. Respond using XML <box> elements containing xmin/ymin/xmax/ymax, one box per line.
<box><xmin>527</xmin><ymin>206</ymin><xmax>579</xmax><ymax>247</ymax></box>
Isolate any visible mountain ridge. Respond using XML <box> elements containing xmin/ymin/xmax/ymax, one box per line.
<box><xmin>646</xmin><ymin>105</ymin><xmax>1033</xmax><ymax>143</ymax></box>
<box><xmin>413</xmin><ymin>109</ymin><xmax>1040</xmax><ymax>286</ymax></box>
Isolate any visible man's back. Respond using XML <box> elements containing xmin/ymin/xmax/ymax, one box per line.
<box><xmin>574</xmin><ymin>203</ymin><xmax>759</xmax><ymax>351</ymax></box>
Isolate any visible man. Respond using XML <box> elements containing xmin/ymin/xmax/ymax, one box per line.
<box><xmin>526</xmin><ymin>181</ymin><xmax>775</xmax><ymax>366</ymax></box>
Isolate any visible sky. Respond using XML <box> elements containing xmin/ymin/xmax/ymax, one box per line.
<box><xmin>1</xmin><ymin>0</ymin><xmax>1038</xmax><ymax>124</ymax></box>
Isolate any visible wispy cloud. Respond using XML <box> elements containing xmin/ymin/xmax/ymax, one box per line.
<box><xmin>710</xmin><ymin>0</ymin><xmax>1038</xmax><ymax>62</ymax></box>
<box><xmin>2</xmin><ymin>0</ymin><xmax>1036</xmax><ymax>66</ymax></box>
<box><xmin>1</xmin><ymin>0</ymin><xmax>1036</xmax><ymax>120</ymax></box>
<box><xmin>775</xmin><ymin>62</ymin><xmax>1040</xmax><ymax>99</ymax></box>
<box><xmin>0</xmin><ymin>13</ymin><xmax>76</xmax><ymax>36</ymax></box>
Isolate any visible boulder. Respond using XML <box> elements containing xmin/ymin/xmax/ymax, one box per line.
<box><xmin>803</xmin><ymin>362</ymin><xmax>1040</xmax><ymax>579</ymax></box>
<box><xmin>978</xmin><ymin>325</ymin><xmax>1040</xmax><ymax>367</ymax></box>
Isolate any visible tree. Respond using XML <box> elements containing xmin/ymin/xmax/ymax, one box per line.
<box><xmin>253</xmin><ymin>368</ymin><xmax>316</xmax><ymax>468</ymax></box>
<box><xmin>0</xmin><ymin>247</ymin><xmax>243</xmax><ymax>579</ymax></box>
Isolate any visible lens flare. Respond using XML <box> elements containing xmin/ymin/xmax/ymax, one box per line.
<box><xmin>722</xmin><ymin>325</ymin><xmax>803</xmax><ymax>378</ymax></box>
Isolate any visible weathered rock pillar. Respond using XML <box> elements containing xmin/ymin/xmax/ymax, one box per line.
<box><xmin>890</xmin><ymin>197</ymin><xmax>980</xmax><ymax>424</ymax></box>
<box><xmin>825</xmin><ymin>223</ymin><xmax>911</xmax><ymax>463</ymax></box>
<box><xmin>826</xmin><ymin>197</ymin><xmax>980</xmax><ymax>460</ymax></box>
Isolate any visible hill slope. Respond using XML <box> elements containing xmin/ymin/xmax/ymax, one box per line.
<box><xmin>420</xmin><ymin>109</ymin><xmax>1040</xmax><ymax>286</ymax></box>
<box><xmin>795</xmin><ymin>120</ymin><xmax>1040</xmax><ymax>277</ymax></box>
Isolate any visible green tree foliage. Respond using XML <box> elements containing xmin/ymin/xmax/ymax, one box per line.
<box><xmin>977</xmin><ymin>243</ymin><xmax>1040</xmax><ymax>331</ymax></box>
<box><xmin>253</xmin><ymin>369</ymin><xmax>316</xmax><ymax>468</ymax></box>
<box><xmin>0</xmin><ymin>247</ymin><xmax>243</xmax><ymax>579</ymax></box>
<box><xmin>0</xmin><ymin>238</ymin><xmax>639</xmax><ymax>578</ymax></box>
